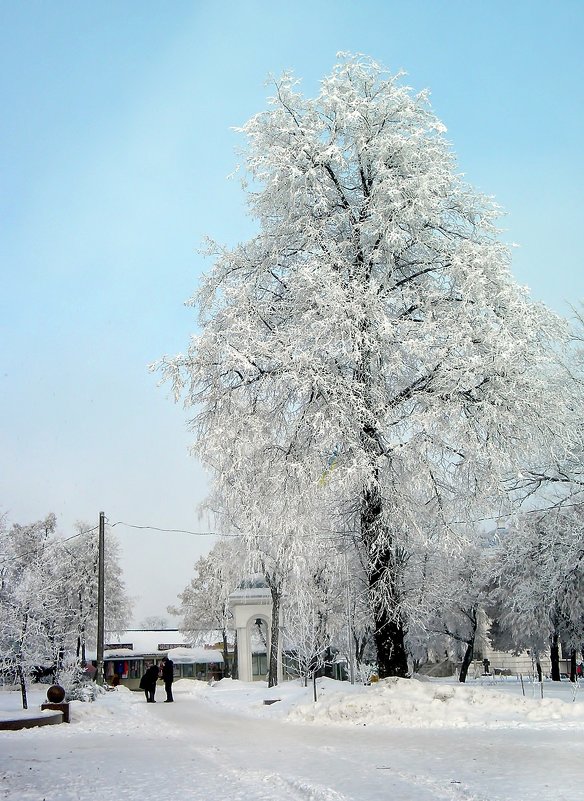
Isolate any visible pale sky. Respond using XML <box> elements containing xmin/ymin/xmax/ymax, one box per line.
<box><xmin>1</xmin><ymin>1</ymin><xmax>583</xmax><ymax>624</ymax></box>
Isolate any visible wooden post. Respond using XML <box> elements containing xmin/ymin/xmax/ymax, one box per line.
<box><xmin>96</xmin><ymin>512</ymin><xmax>105</xmax><ymax>685</ymax></box>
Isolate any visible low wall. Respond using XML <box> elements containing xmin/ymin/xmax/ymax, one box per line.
<box><xmin>0</xmin><ymin>710</ymin><xmax>63</xmax><ymax>731</ymax></box>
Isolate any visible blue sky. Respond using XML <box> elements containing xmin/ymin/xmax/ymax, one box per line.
<box><xmin>1</xmin><ymin>1</ymin><xmax>582</xmax><ymax>622</ymax></box>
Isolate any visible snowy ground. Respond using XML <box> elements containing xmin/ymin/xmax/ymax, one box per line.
<box><xmin>1</xmin><ymin>675</ymin><xmax>582</xmax><ymax>801</ymax></box>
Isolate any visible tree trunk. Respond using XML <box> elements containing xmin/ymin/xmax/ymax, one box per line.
<box><xmin>268</xmin><ymin>585</ymin><xmax>280</xmax><ymax>687</ymax></box>
<box><xmin>361</xmin><ymin>479</ymin><xmax>409</xmax><ymax>678</ymax></box>
<box><xmin>354</xmin><ymin>634</ymin><xmax>366</xmax><ymax>666</ymax></box>
<box><xmin>550</xmin><ymin>633</ymin><xmax>561</xmax><ymax>681</ymax></box>
<box><xmin>17</xmin><ymin>664</ymin><xmax>28</xmax><ymax>710</ymax></box>
<box><xmin>232</xmin><ymin>631</ymin><xmax>238</xmax><ymax>680</ymax></box>
<box><xmin>81</xmin><ymin>630</ymin><xmax>86</xmax><ymax>663</ymax></box>
<box><xmin>458</xmin><ymin>640</ymin><xmax>474</xmax><ymax>683</ymax></box>
<box><xmin>221</xmin><ymin>628</ymin><xmax>231</xmax><ymax>678</ymax></box>
<box><xmin>458</xmin><ymin>607</ymin><xmax>477</xmax><ymax>683</ymax></box>
<box><xmin>16</xmin><ymin>615</ymin><xmax>29</xmax><ymax>709</ymax></box>
<box><xmin>372</xmin><ymin>608</ymin><xmax>409</xmax><ymax>678</ymax></box>
<box><xmin>570</xmin><ymin>649</ymin><xmax>576</xmax><ymax>682</ymax></box>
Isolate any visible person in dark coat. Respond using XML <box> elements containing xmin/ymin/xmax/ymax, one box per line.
<box><xmin>161</xmin><ymin>656</ymin><xmax>174</xmax><ymax>702</ymax></box>
<box><xmin>139</xmin><ymin>663</ymin><xmax>160</xmax><ymax>703</ymax></box>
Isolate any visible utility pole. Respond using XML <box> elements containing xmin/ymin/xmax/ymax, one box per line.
<box><xmin>96</xmin><ymin>511</ymin><xmax>105</xmax><ymax>685</ymax></box>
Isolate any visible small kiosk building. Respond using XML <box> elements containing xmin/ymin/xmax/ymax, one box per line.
<box><xmin>103</xmin><ymin>630</ymin><xmax>226</xmax><ymax>689</ymax></box>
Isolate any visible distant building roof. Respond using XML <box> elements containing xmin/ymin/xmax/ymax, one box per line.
<box><xmin>103</xmin><ymin>629</ymin><xmax>190</xmax><ymax>658</ymax></box>
<box><xmin>99</xmin><ymin>629</ymin><xmax>232</xmax><ymax>660</ymax></box>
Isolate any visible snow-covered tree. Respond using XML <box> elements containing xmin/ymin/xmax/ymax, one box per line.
<box><xmin>102</xmin><ymin>528</ymin><xmax>133</xmax><ymax>636</ymax></box>
<box><xmin>169</xmin><ymin>537</ymin><xmax>246</xmax><ymax>676</ymax></box>
<box><xmin>204</xmin><ymin>472</ymin><xmax>310</xmax><ymax>687</ymax></box>
<box><xmin>491</xmin><ymin>509</ymin><xmax>584</xmax><ymax>681</ymax></box>
<box><xmin>139</xmin><ymin>615</ymin><xmax>170</xmax><ymax>629</ymax></box>
<box><xmin>344</xmin><ymin>546</ymin><xmax>376</xmax><ymax>675</ymax></box>
<box><xmin>503</xmin><ymin>305</ymin><xmax>584</xmax><ymax>511</ymax></box>
<box><xmin>0</xmin><ymin>514</ymin><xmax>58</xmax><ymax>707</ymax></box>
<box><xmin>247</xmin><ymin>522</ymin><xmax>298</xmax><ymax>688</ymax></box>
<box><xmin>0</xmin><ymin>514</ymin><xmax>132</xmax><ymax>706</ymax></box>
<box><xmin>159</xmin><ymin>54</ymin><xmax>573</xmax><ymax>678</ymax></box>
<box><xmin>283</xmin><ymin>540</ymin><xmax>347</xmax><ymax>698</ymax></box>
<box><xmin>55</xmin><ymin>522</ymin><xmax>132</xmax><ymax>661</ymax></box>
<box><xmin>421</xmin><ymin>536</ymin><xmax>494</xmax><ymax>682</ymax></box>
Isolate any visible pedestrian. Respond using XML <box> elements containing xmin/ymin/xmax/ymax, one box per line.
<box><xmin>139</xmin><ymin>663</ymin><xmax>160</xmax><ymax>703</ymax></box>
<box><xmin>161</xmin><ymin>656</ymin><xmax>174</xmax><ymax>702</ymax></box>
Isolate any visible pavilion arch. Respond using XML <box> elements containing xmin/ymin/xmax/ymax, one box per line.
<box><xmin>229</xmin><ymin>582</ymin><xmax>282</xmax><ymax>683</ymax></box>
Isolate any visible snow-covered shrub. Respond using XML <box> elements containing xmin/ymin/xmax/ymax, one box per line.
<box><xmin>67</xmin><ymin>682</ymin><xmax>102</xmax><ymax>702</ymax></box>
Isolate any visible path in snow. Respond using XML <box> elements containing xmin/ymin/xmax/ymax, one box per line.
<box><xmin>0</xmin><ymin>688</ymin><xmax>581</xmax><ymax>801</ymax></box>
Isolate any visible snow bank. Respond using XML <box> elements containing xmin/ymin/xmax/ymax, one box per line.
<box><xmin>285</xmin><ymin>677</ymin><xmax>584</xmax><ymax>729</ymax></box>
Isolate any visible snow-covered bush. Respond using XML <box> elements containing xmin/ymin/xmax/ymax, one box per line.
<box><xmin>67</xmin><ymin>682</ymin><xmax>102</xmax><ymax>702</ymax></box>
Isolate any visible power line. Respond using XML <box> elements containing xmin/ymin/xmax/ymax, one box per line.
<box><xmin>0</xmin><ymin>520</ymin><xmax>221</xmax><ymax>569</ymax></box>
<box><xmin>108</xmin><ymin>520</ymin><xmax>219</xmax><ymax>536</ymax></box>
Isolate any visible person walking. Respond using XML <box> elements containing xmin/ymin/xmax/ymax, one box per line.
<box><xmin>139</xmin><ymin>663</ymin><xmax>160</xmax><ymax>703</ymax></box>
<box><xmin>161</xmin><ymin>656</ymin><xmax>174</xmax><ymax>702</ymax></box>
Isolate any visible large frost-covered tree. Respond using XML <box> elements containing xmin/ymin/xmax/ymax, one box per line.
<box><xmin>160</xmin><ymin>55</ymin><xmax>572</xmax><ymax>677</ymax></box>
